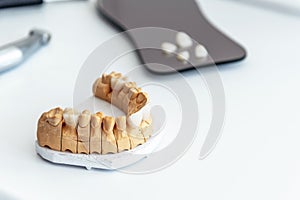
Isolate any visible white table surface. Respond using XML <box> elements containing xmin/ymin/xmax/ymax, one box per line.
<box><xmin>1</xmin><ymin>0</ymin><xmax>300</xmax><ymax>199</ymax></box>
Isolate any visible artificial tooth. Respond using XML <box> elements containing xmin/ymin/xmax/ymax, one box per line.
<box><xmin>62</xmin><ymin>108</ymin><xmax>79</xmax><ymax>153</ymax></box>
<box><xmin>176</xmin><ymin>32</ymin><xmax>193</xmax><ymax>48</ymax></box>
<box><xmin>114</xmin><ymin>116</ymin><xmax>130</xmax><ymax>152</ymax></box>
<box><xmin>77</xmin><ymin>110</ymin><xmax>91</xmax><ymax>154</ymax></box>
<box><xmin>195</xmin><ymin>44</ymin><xmax>208</xmax><ymax>58</ymax></box>
<box><xmin>102</xmin><ymin>116</ymin><xmax>117</xmax><ymax>154</ymax></box>
<box><xmin>127</xmin><ymin>110</ymin><xmax>143</xmax><ymax>128</ymax></box>
<box><xmin>90</xmin><ymin>113</ymin><xmax>103</xmax><ymax>154</ymax></box>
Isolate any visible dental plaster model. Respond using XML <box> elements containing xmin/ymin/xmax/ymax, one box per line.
<box><xmin>37</xmin><ymin>72</ymin><xmax>153</xmax><ymax>155</ymax></box>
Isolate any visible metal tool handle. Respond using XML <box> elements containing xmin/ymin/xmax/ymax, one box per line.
<box><xmin>0</xmin><ymin>0</ymin><xmax>42</xmax><ymax>8</ymax></box>
<box><xmin>0</xmin><ymin>29</ymin><xmax>51</xmax><ymax>73</ymax></box>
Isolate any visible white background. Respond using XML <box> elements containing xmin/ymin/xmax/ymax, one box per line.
<box><xmin>0</xmin><ymin>0</ymin><xmax>300</xmax><ymax>199</ymax></box>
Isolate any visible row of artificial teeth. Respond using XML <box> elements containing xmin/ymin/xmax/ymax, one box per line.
<box><xmin>161</xmin><ymin>32</ymin><xmax>208</xmax><ymax>62</ymax></box>
<box><xmin>64</xmin><ymin>107</ymin><xmax>152</xmax><ymax>154</ymax></box>
<box><xmin>63</xmin><ymin>105</ymin><xmax>151</xmax><ymax>131</ymax></box>
<box><xmin>93</xmin><ymin>72</ymin><xmax>148</xmax><ymax>116</ymax></box>
<box><xmin>38</xmin><ymin>72</ymin><xmax>152</xmax><ymax>155</ymax></box>
<box><xmin>38</xmin><ymin>106</ymin><xmax>152</xmax><ymax>154</ymax></box>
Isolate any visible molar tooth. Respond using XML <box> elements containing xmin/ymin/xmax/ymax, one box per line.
<box><xmin>136</xmin><ymin>92</ymin><xmax>147</xmax><ymax>104</ymax></box>
<box><xmin>37</xmin><ymin>107</ymin><xmax>63</xmax><ymax>151</ymax></box>
<box><xmin>45</xmin><ymin>108</ymin><xmax>63</xmax><ymax>126</ymax></box>
<box><xmin>128</xmin><ymin>88</ymin><xmax>139</xmax><ymax>100</ymax></box>
<box><xmin>128</xmin><ymin>92</ymin><xmax>148</xmax><ymax>115</ymax></box>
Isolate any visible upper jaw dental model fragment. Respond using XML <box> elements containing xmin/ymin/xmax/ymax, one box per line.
<box><xmin>35</xmin><ymin>71</ymin><xmax>155</xmax><ymax>170</ymax></box>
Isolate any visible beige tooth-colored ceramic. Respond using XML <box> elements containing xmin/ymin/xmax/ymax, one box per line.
<box><xmin>90</xmin><ymin>113</ymin><xmax>103</xmax><ymax>154</ymax></box>
<box><xmin>114</xmin><ymin>116</ymin><xmax>131</xmax><ymax>152</ymax></box>
<box><xmin>102</xmin><ymin>116</ymin><xmax>118</xmax><ymax>154</ymax></box>
<box><xmin>77</xmin><ymin>110</ymin><xmax>91</xmax><ymax>154</ymax></box>
<box><xmin>62</xmin><ymin>108</ymin><xmax>79</xmax><ymax>153</ymax></box>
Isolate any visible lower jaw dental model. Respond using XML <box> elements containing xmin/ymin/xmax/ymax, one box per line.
<box><xmin>35</xmin><ymin>72</ymin><xmax>154</xmax><ymax>170</ymax></box>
